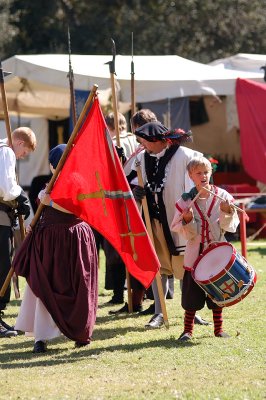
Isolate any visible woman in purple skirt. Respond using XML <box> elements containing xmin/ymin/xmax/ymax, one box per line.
<box><xmin>14</xmin><ymin>145</ymin><xmax>98</xmax><ymax>353</ymax></box>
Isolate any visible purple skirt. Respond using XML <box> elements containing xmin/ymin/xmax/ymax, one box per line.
<box><xmin>13</xmin><ymin>207</ymin><xmax>98</xmax><ymax>343</ymax></box>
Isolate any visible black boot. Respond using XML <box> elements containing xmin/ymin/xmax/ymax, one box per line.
<box><xmin>33</xmin><ymin>341</ymin><xmax>47</xmax><ymax>353</ymax></box>
<box><xmin>109</xmin><ymin>302</ymin><xmax>142</xmax><ymax>315</ymax></box>
<box><xmin>139</xmin><ymin>302</ymin><xmax>155</xmax><ymax>315</ymax></box>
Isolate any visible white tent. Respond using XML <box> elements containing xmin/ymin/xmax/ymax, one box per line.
<box><xmin>1</xmin><ymin>53</ymin><xmax>264</xmax><ymax>186</ymax></box>
<box><xmin>209</xmin><ymin>53</ymin><xmax>266</xmax><ymax>74</ymax></box>
<box><xmin>2</xmin><ymin>54</ymin><xmax>264</xmax><ymax>118</ymax></box>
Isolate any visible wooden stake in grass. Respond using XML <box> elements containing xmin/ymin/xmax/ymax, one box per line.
<box><xmin>106</xmin><ymin>38</ymin><xmax>133</xmax><ymax>313</ymax></box>
<box><xmin>135</xmin><ymin>161</ymin><xmax>169</xmax><ymax>329</ymax></box>
<box><xmin>0</xmin><ymin>61</ymin><xmax>24</xmax><ymax>299</ymax></box>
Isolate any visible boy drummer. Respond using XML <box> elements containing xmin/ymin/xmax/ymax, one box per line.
<box><xmin>171</xmin><ymin>156</ymin><xmax>239</xmax><ymax>341</ymax></box>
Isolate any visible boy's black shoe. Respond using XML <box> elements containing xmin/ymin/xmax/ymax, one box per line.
<box><xmin>177</xmin><ymin>332</ymin><xmax>192</xmax><ymax>342</ymax></box>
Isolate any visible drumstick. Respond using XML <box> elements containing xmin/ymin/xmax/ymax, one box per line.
<box><xmin>202</xmin><ymin>186</ymin><xmax>247</xmax><ymax>214</ymax></box>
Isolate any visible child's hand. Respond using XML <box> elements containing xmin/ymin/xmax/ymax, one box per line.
<box><xmin>39</xmin><ymin>191</ymin><xmax>51</xmax><ymax>206</ymax></box>
<box><xmin>182</xmin><ymin>208</ymin><xmax>193</xmax><ymax>224</ymax></box>
<box><xmin>220</xmin><ymin>200</ymin><xmax>234</xmax><ymax>214</ymax></box>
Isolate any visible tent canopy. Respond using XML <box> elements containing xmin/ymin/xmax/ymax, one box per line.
<box><xmin>209</xmin><ymin>53</ymin><xmax>266</xmax><ymax>73</ymax></box>
<box><xmin>2</xmin><ymin>54</ymin><xmax>264</xmax><ymax>118</ymax></box>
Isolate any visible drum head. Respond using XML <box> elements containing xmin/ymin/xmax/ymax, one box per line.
<box><xmin>194</xmin><ymin>243</ymin><xmax>233</xmax><ymax>281</ymax></box>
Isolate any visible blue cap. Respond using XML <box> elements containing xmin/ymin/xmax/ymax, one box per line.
<box><xmin>49</xmin><ymin>144</ymin><xmax>67</xmax><ymax>169</ymax></box>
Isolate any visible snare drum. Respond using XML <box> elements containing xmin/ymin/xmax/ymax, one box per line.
<box><xmin>192</xmin><ymin>242</ymin><xmax>257</xmax><ymax>307</ymax></box>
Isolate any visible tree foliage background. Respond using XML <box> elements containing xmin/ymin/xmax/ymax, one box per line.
<box><xmin>0</xmin><ymin>0</ymin><xmax>266</xmax><ymax>63</ymax></box>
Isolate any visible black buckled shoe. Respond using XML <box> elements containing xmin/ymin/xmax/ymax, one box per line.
<box><xmin>145</xmin><ymin>314</ymin><xmax>164</xmax><ymax>329</ymax></box>
<box><xmin>0</xmin><ymin>322</ymin><xmax>18</xmax><ymax>337</ymax></box>
<box><xmin>109</xmin><ymin>302</ymin><xmax>142</xmax><ymax>315</ymax></box>
<box><xmin>177</xmin><ymin>332</ymin><xmax>192</xmax><ymax>342</ymax></box>
<box><xmin>33</xmin><ymin>340</ymin><xmax>47</xmax><ymax>353</ymax></box>
<box><xmin>138</xmin><ymin>303</ymin><xmax>155</xmax><ymax>315</ymax></box>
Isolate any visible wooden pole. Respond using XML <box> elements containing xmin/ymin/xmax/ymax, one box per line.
<box><xmin>135</xmin><ymin>161</ymin><xmax>169</xmax><ymax>329</ymax></box>
<box><xmin>0</xmin><ymin>62</ymin><xmax>26</xmax><ymax>243</ymax></box>
<box><xmin>107</xmin><ymin>39</ymin><xmax>133</xmax><ymax>313</ymax></box>
<box><xmin>130</xmin><ymin>32</ymin><xmax>136</xmax><ymax>117</ymax></box>
<box><xmin>110</xmin><ymin>77</ymin><xmax>120</xmax><ymax>147</ymax></box>
<box><xmin>68</xmin><ymin>26</ymin><xmax>77</xmax><ymax>126</ymax></box>
<box><xmin>239</xmin><ymin>203</ymin><xmax>247</xmax><ymax>258</ymax></box>
<box><xmin>0</xmin><ymin>61</ymin><xmax>23</xmax><ymax>299</ymax></box>
<box><xmin>0</xmin><ymin>84</ymin><xmax>99</xmax><ymax>298</ymax></box>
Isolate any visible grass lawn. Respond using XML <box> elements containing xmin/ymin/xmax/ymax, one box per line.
<box><xmin>0</xmin><ymin>241</ymin><xmax>265</xmax><ymax>400</ymax></box>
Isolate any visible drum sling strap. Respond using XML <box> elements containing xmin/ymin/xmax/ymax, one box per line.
<box><xmin>194</xmin><ymin>186</ymin><xmax>219</xmax><ymax>256</ymax></box>
<box><xmin>144</xmin><ymin>145</ymin><xmax>185</xmax><ymax>256</ymax></box>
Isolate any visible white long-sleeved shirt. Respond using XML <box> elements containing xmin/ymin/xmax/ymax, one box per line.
<box><xmin>0</xmin><ymin>139</ymin><xmax>22</xmax><ymax>201</ymax></box>
<box><xmin>132</xmin><ymin>145</ymin><xmax>202</xmax><ymax>250</ymax></box>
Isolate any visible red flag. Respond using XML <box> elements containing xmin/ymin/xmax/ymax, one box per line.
<box><xmin>50</xmin><ymin>98</ymin><xmax>160</xmax><ymax>288</ymax></box>
<box><xmin>236</xmin><ymin>78</ymin><xmax>266</xmax><ymax>184</ymax></box>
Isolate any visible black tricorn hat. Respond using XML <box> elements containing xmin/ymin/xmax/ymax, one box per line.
<box><xmin>134</xmin><ymin>121</ymin><xmax>193</xmax><ymax>145</ymax></box>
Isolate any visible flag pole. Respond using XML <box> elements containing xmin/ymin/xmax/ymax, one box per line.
<box><xmin>0</xmin><ymin>84</ymin><xmax>99</xmax><ymax>298</ymax></box>
<box><xmin>106</xmin><ymin>39</ymin><xmax>133</xmax><ymax>313</ymax></box>
<box><xmin>67</xmin><ymin>26</ymin><xmax>77</xmax><ymax>126</ymax></box>
<box><xmin>106</xmin><ymin>39</ymin><xmax>120</xmax><ymax>146</ymax></box>
<box><xmin>130</xmin><ymin>32</ymin><xmax>136</xmax><ymax>117</ymax></box>
<box><xmin>0</xmin><ymin>63</ymin><xmax>25</xmax><ymax>244</ymax></box>
<box><xmin>135</xmin><ymin>161</ymin><xmax>169</xmax><ymax>329</ymax></box>
<box><xmin>0</xmin><ymin>60</ymin><xmax>23</xmax><ymax>299</ymax></box>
